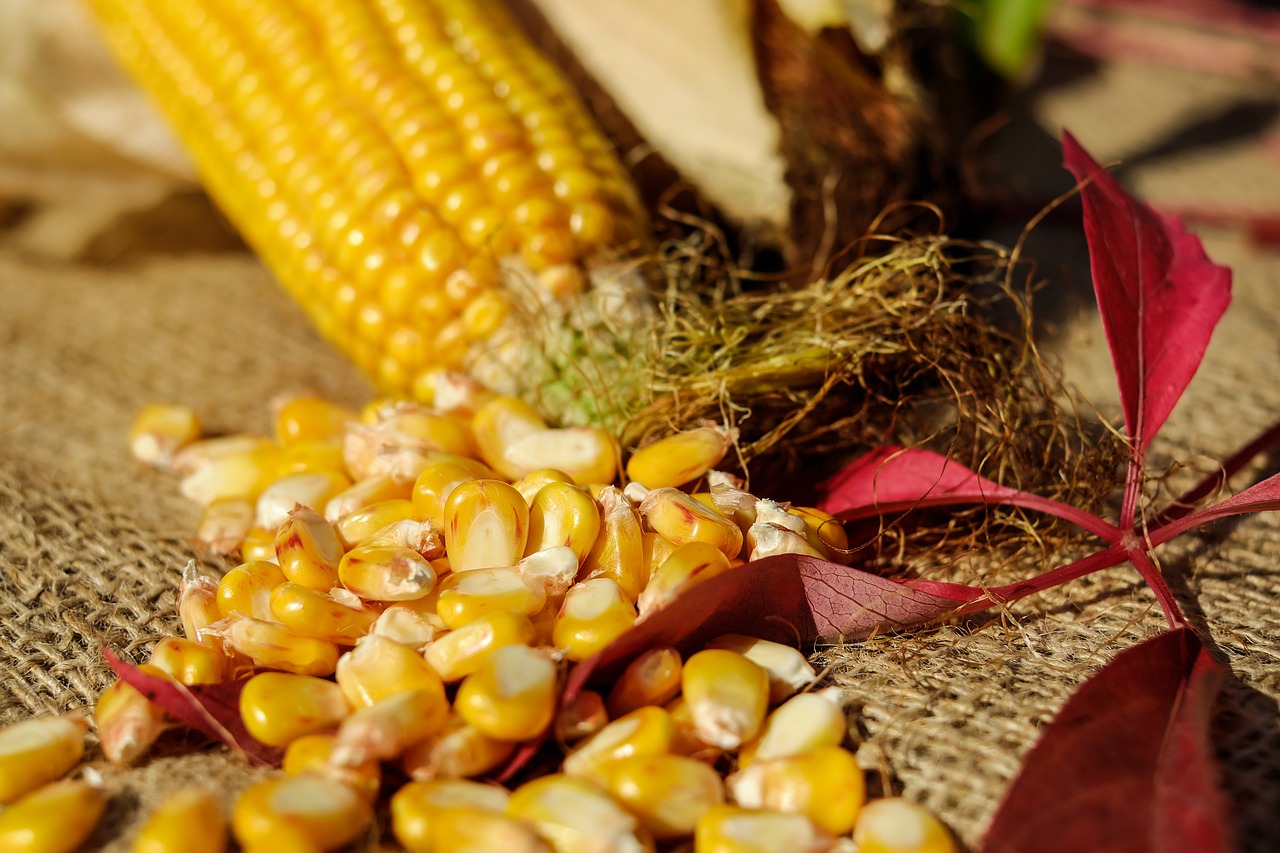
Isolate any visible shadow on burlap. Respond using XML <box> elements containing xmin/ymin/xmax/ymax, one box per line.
<box><xmin>3</xmin><ymin>61</ymin><xmax>1280</xmax><ymax>853</ymax></box>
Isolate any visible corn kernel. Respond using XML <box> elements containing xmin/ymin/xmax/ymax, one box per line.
<box><xmin>324</xmin><ymin>474</ymin><xmax>414</xmax><ymax>521</ymax></box>
<box><xmin>640</xmin><ymin>532</ymin><xmax>677</xmax><ymax>579</ymax></box>
<box><xmin>171</xmin><ymin>435</ymin><xmax>273</xmax><ymax>476</ymax></box>
<box><xmin>330</xmin><ymin>687</ymin><xmax>450</xmax><ymax>766</ymax></box>
<box><xmin>129</xmin><ymin>402</ymin><xmax>202</xmax><ymax>468</ymax></box>
<box><xmin>790</xmin><ymin>505</ymin><xmax>850</xmax><ymax>555</ymax></box>
<box><xmin>273</xmin><ymin>395</ymin><xmax>356</xmax><ymax>445</ymax></box>
<box><xmin>708</xmin><ymin>472</ymin><xmax>758</xmax><ymax>533</ymax></box>
<box><xmin>363</xmin><ymin>517</ymin><xmax>446</xmax><ymax>557</ymax></box>
<box><xmin>554</xmin><ymin>690</ymin><xmax>609</xmax><ymax>743</ymax></box>
<box><xmin>664</xmin><ymin>696</ymin><xmax>720</xmax><ymax>758</ymax></box>
<box><xmin>516</xmin><ymin>546</ymin><xmax>581</xmax><ymax>600</ymax></box>
<box><xmin>339</xmin><ymin>544</ymin><xmax>438</xmax><ymax>601</ymax></box>
<box><xmin>0</xmin><ymin>715</ymin><xmax>88</xmax><ymax>804</ymax></box>
<box><xmin>194</xmin><ymin>499</ymin><xmax>255</xmax><ymax>557</ymax></box>
<box><xmin>852</xmin><ymin>798</ymin><xmax>956</xmax><ymax>853</ymax></box>
<box><xmin>391</xmin><ymin>779</ymin><xmax>510</xmax><ymax>852</ymax></box>
<box><xmin>694</xmin><ymin>805</ymin><xmax>832</xmax><ymax>853</ymax></box>
<box><xmin>371</xmin><ymin>604</ymin><xmax>443</xmax><ymax>649</ymax></box>
<box><xmin>737</xmin><ymin>688</ymin><xmax>847</xmax><ymax>766</ymax></box>
<box><xmin>597</xmin><ymin>753</ymin><xmax>725</xmax><ymax>841</ymax></box>
<box><xmin>624</xmin><ymin>426</ymin><xmax>731</xmax><ymax>489</ymax></box>
<box><xmin>275</xmin><ymin>507</ymin><xmax>344</xmax><ymax>590</ymax></box>
<box><xmin>400</xmin><ymin>715</ymin><xmax>516</xmax><ymax>781</ymax></box>
<box><xmin>232</xmin><ymin>775</ymin><xmax>372</xmax><ymax>852</ymax></box>
<box><xmin>606</xmin><ymin>647</ymin><xmax>682</xmax><ymax>718</ymax></box>
<box><xmin>269</xmin><ymin>582</ymin><xmax>379</xmax><ymax>643</ymax></box>
<box><xmin>747</xmin><ymin>521</ymin><xmax>825</xmax><ymax>561</ymax></box>
<box><xmin>96</xmin><ymin>666</ymin><xmax>169</xmax><ymax>765</ymax></box>
<box><xmin>552</xmin><ymin>578</ymin><xmax>637</xmax><ymax>662</ymax></box>
<box><xmin>255</xmin><ymin>471</ymin><xmax>352</xmax><ymax>531</ymax></box>
<box><xmin>276</xmin><ymin>439</ymin><xmax>347</xmax><ymax>478</ymax></box>
<box><xmin>336</xmin><ymin>634</ymin><xmax>447</xmax><ymax>709</ymax></box>
<box><xmin>639</xmin><ymin>488</ymin><xmax>743</xmax><ymax>560</ymax></box>
<box><xmin>501</xmin><ymin>427</ymin><xmax>619</xmax><ymax>487</ymax></box>
<box><xmin>443</xmin><ymin>478</ymin><xmax>530</xmax><ymax>572</ymax></box>
<box><xmin>180</xmin><ymin>442</ymin><xmax>282</xmax><ymax>506</ymax></box>
<box><xmin>217</xmin><ymin>560</ymin><xmax>287</xmax><ymax>621</ymax></box>
<box><xmin>506</xmin><ymin>774</ymin><xmax>652</xmax><ymax>853</ymax></box>
<box><xmin>681</xmin><ymin>650</ymin><xmax>769</xmax><ymax>750</ymax></box>
<box><xmin>239</xmin><ymin>672</ymin><xmax>350</xmax><ymax>748</ymax></box>
<box><xmin>562</xmin><ymin>706</ymin><xmax>674</xmax><ymax>783</ymax></box>
<box><xmin>471</xmin><ymin>397</ymin><xmax>548</xmax><ymax>480</ymax></box>
<box><xmin>728</xmin><ymin>746</ymin><xmax>864</xmax><ymax>836</ymax></box>
<box><xmin>435</xmin><ymin>566</ymin><xmax>546</xmax><ymax>629</ymax></box>
<box><xmin>431</xmin><ymin>372</ymin><xmax>498</xmax><ymax>418</ymax></box>
<box><xmin>454</xmin><ymin>644</ymin><xmax>557</xmax><ymax>741</ymax></box>
<box><xmin>335</xmin><ymin>498</ymin><xmax>418</xmax><ymax>548</ymax></box>
<box><xmin>511</xmin><ymin>467</ymin><xmax>573</xmax><ymax>504</ymax></box>
<box><xmin>282</xmin><ymin>734</ymin><xmax>380</xmax><ymax>801</ymax></box>
<box><xmin>424</xmin><ymin>611</ymin><xmax>536</xmax><ymax>682</ymax></box>
<box><xmin>241</xmin><ymin>526</ymin><xmax>280</xmax><ymax>563</ymax></box>
<box><xmin>132</xmin><ymin>787</ymin><xmax>227</xmax><ymax>853</ymax></box>
<box><xmin>702</xmin><ymin>635</ymin><xmax>816</xmax><ymax>704</ymax></box>
<box><xmin>179</xmin><ymin>563</ymin><xmax>223</xmax><ymax>643</ymax></box>
<box><xmin>220</xmin><ymin>617</ymin><xmax>339</xmax><ymax>676</ymax></box>
<box><xmin>411</xmin><ymin>457</ymin><xmax>497</xmax><ymax>526</ymax></box>
<box><xmin>636</xmin><ymin>542</ymin><xmax>733</xmax><ymax>620</ymax></box>
<box><xmin>579</xmin><ymin>486</ymin><xmax>646</xmax><ymax>602</ymax></box>
<box><xmin>0</xmin><ymin>779</ymin><xmax>108</xmax><ymax>853</ymax></box>
<box><xmin>524</xmin><ymin>481</ymin><xmax>601</xmax><ymax>564</ymax></box>
<box><xmin>148</xmin><ymin>636</ymin><xmax>228</xmax><ymax>685</ymax></box>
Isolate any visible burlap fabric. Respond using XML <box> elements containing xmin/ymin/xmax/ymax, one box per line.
<box><xmin>3</xmin><ymin>53</ymin><xmax>1279</xmax><ymax>852</ymax></box>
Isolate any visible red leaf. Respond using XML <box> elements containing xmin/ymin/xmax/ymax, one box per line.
<box><xmin>819</xmin><ymin>446</ymin><xmax>1121</xmax><ymax>541</ymax></box>
<box><xmin>102</xmin><ymin>648</ymin><xmax>283</xmax><ymax>767</ymax></box>
<box><xmin>983</xmin><ymin>627</ymin><xmax>1231</xmax><ymax>853</ymax></box>
<box><xmin>1062</xmin><ymin>131</ymin><xmax>1232</xmax><ymax>460</ymax></box>
<box><xmin>1151</xmin><ymin>469</ymin><xmax>1280</xmax><ymax>545</ymax></box>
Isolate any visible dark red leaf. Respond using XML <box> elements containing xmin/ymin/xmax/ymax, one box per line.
<box><xmin>102</xmin><ymin>648</ymin><xmax>283</xmax><ymax>767</ymax></box>
<box><xmin>819</xmin><ymin>446</ymin><xmax>1121</xmax><ymax>541</ymax></box>
<box><xmin>1151</xmin><ymin>469</ymin><xmax>1280</xmax><ymax>546</ymax></box>
<box><xmin>1062</xmin><ymin>131</ymin><xmax>1232</xmax><ymax>461</ymax></box>
<box><xmin>983</xmin><ymin>627</ymin><xmax>1231</xmax><ymax>853</ymax></box>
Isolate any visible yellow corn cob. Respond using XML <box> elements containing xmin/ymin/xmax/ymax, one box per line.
<box><xmin>596</xmin><ymin>753</ymin><xmax>725</xmax><ymax>842</ymax></box>
<box><xmin>239</xmin><ymin>672</ymin><xmax>351</xmax><ymax>747</ymax></box>
<box><xmin>693</xmin><ymin>805</ymin><xmax>832</xmax><ymax>853</ymax></box>
<box><xmin>852</xmin><ymin>798</ymin><xmax>957</xmax><ymax>853</ymax></box>
<box><xmin>399</xmin><ymin>714</ymin><xmax>516</xmax><ymax>781</ymax></box>
<box><xmin>132</xmin><ymin>787</ymin><xmax>228</xmax><ymax>853</ymax></box>
<box><xmin>129</xmin><ymin>402</ymin><xmax>202</xmax><ymax>468</ymax></box>
<box><xmin>680</xmin><ymin>650</ymin><xmax>770</xmax><ymax>751</ymax></box>
<box><xmin>424</xmin><ymin>610</ymin><xmax>536</xmax><ymax>681</ymax></box>
<box><xmin>605</xmin><ymin>646</ymin><xmax>682</xmax><ymax>718</ymax></box>
<box><xmin>554</xmin><ymin>689</ymin><xmax>609</xmax><ymax>743</ymax></box>
<box><xmin>232</xmin><ymin>775</ymin><xmax>373</xmax><ymax>852</ymax></box>
<box><xmin>0</xmin><ymin>715</ymin><xmax>89</xmax><ymax>804</ymax></box>
<box><xmin>453</xmin><ymin>644</ymin><xmax>557</xmax><ymax>741</ymax></box>
<box><xmin>282</xmin><ymin>734</ymin><xmax>381</xmax><ymax>801</ymax></box>
<box><xmin>87</xmin><ymin>0</ymin><xmax>642</xmax><ymax>398</ymax></box>
<box><xmin>561</xmin><ymin>705</ymin><xmax>675</xmax><ymax>783</ymax></box>
<box><xmin>0</xmin><ymin>778</ymin><xmax>109</xmax><ymax>853</ymax></box>
<box><xmin>148</xmin><ymin>636</ymin><xmax>228</xmax><ymax>685</ymax></box>
<box><xmin>624</xmin><ymin>427</ymin><xmax>732</xmax><ymax>490</ymax></box>
<box><xmin>269</xmin><ymin>582</ymin><xmax>380</xmax><ymax>643</ymax></box>
<box><xmin>551</xmin><ymin>577</ymin><xmax>637</xmax><ymax>662</ymax></box>
<box><xmin>506</xmin><ymin>774</ymin><xmax>654</xmax><ymax>853</ymax></box>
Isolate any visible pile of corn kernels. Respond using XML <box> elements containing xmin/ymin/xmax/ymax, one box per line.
<box><xmin>0</xmin><ymin>373</ymin><xmax>956</xmax><ymax>853</ymax></box>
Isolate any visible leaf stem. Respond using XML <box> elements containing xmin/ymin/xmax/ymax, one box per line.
<box><xmin>1127</xmin><ymin>548</ymin><xmax>1185</xmax><ymax>628</ymax></box>
<box><xmin>1151</xmin><ymin>415</ymin><xmax>1280</xmax><ymax>529</ymax></box>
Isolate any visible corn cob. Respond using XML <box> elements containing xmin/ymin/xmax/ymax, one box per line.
<box><xmin>87</xmin><ymin>0</ymin><xmax>644</xmax><ymax>398</ymax></box>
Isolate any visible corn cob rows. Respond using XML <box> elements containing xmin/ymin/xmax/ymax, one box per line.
<box><xmin>0</xmin><ymin>388</ymin><xmax>957</xmax><ymax>852</ymax></box>
<box><xmin>87</xmin><ymin>0</ymin><xmax>645</xmax><ymax>398</ymax></box>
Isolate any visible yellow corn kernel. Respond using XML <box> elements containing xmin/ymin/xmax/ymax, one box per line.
<box><xmin>338</xmin><ymin>545</ymin><xmax>437</xmax><ymax>601</ymax></box>
<box><xmin>524</xmin><ymin>481</ymin><xmax>601</xmax><ymax>564</ymax></box>
<box><xmin>435</xmin><ymin>567</ymin><xmax>546</xmax><ymax>629</ymax></box>
<box><xmin>555</xmin><ymin>689</ymin><xmax>609</xmax><ymax>743</ymax></box>
<box><xmin>852</xmin><ymin>798</ymin><xmax>956</xmax><ymax>853</ymax></box>
<box><xmin>0</xmin><ymin>779</ymin><xmax>108</xmax><ymax>853</ymax></box>
<box><xmin>640</xmin><ymin>532</ymin><xmax>678</xmax><ymax>578</ymax></box>
<box><xmin>664</xmin><ymin>696</ymin><xmax>719</xmax><ymax>759</ymax></box>
<box><xmin>391</xmin><ymin>779</ymin><xmax>511</xmax><ymax>853</ymax></box>
<box><xmin>471</xmin><ymin>397</ymin><xmax>548</xmax><ymax>480</ymax></box>
<box><xmin>273</xmin><ymin>395</ymin><xmax>356</xmax><ymax>445</ymax></box>
<box><xmin>336</xmin><ymin>634</ymin><xmax>447</xmax><ymax>709</ymax></box>
<box><xmin>220</xmin><ymin>617</ymin><xmax>339</xmax><ymax>676</ymax></box>
<box><xmin>511</xmin><ymin>468</ymin><xmax>574</xmax><ymax>505</ymax></box>
<box><xmin>637</xmin><ymin>542</ymin><xmax>733</xmax><ymax>620</ymax></box>
<box><xmin>454</xmin><ymin>644</ymin><xmax>557</xmax><ymax>741</ymax></box>
<box><xmin>232</xmin><ymin>775</ymin><xmax>372</xmax><ymax>852</ymax></box>
<box><xmin>427</xmin><ymin>807</ymin><xmax>551</xmax><ymax>853</ymax></box>
<box><xmin>179</xmin><ymin>563</ymin><xmax>222</xmax><ymax>644</ymax></box>
<box><xmin>737</xmin><ymin>688</ymin><xmax>847</xmax><ymax>767</ymax></box>
<box><xmin>506</xmin><ymin>774</ymin><xmax>652</xmax><ymax>853</ymax></box>
<box><xmin>335</xmin><ymin>499</ymin><xmax>418</xmax><ymax>548</ymax></box>
<box><xmin>132</xmin><ymin>787</ymin><xmax>227</xmax><ymax>853</ymax></box>
<box><xmin>372</xmin><ymin>604</ymin><xmax>444</xmax><ymax>650</ymax></box>
<box><xmin>255</xmin><ymin>471</ymin><xmax>352</xmax><ymax>531</ymax></box>
<box><xmin>681</xmin><ymin>650</ymin><xmax>769</xmax><ymax>750</ymax></box>
<box><xmin>0</xmin><ymin>715</ymin><xmax>88</xmax><ymax>804</ymax></box>
<box><xmin>516</xmin><ymin>546</ymin><xmax>581</xmax><ymax>601</ymax></box>
<box><xmin>501</xmin><ymin>427</ymin><xmax>619</xmax><ymax>487</ymax></box>
<box><xmin>552</xmin><ymin>578</ymin><xmax>637</xmax><ymax>662</ymax></box>
<box><xmin>639</xmin><ymin>488</ymin><xmax>743</xmax><ymax>560</ymax></box>
<box><xmin>282</xmin><ymin>734</ymin><xmax>380</xmax><ymax>802</ymax></box>
<box><xmin>400</xmin><ymin>715</ymin><xmax>516</xmax><ymax>781</ymax></box>
<box><xmin>269</xmin><ymin>583</ymin><xmax>379</xmax><ymax>644</ymax></box>
<box><xmin>424</xmin><ymin>611</ymin><xmax>536</xmax><ymax>682</ymax></box>
<box><xmin>579</xmin><ymin>486</ymin><xmax>646</xmax><ymax>602</ymax></box>
<box><xmin>148</xmin><ymin>636</ymin><xmax>228</xmax><ymax>685</ymax></box>
<box><xmin>562</xmin><ymin>706</ymin><xmax>674</xmax><ymax>782</ymax></box>
<box><xmin>790</xmin><ymin>505</ymin><xmax>850</xmax><ymax>553</ymax></box>
<box><xmin>330</xmin><ymin>688</ymin><xmax>450</xmax><ymax>766</ymax></box>
<box><xmin>194</xmin><ymin>499</ymin><xmax>255</xmax><ymax>557</ymax></box>
<box><xmin>624</xmin><ymin>426</ymin><xmax>731</xmax><ymax>489</ymax></box>
<box><xmin>239</xmin><ymin>672</ymin><xmax>350</xmax><ymax>748</ymax></box>
<box><xmin>702</xmin><ymin>635</ymin><xmax>816</xmax><ymax>704</ymax></box>
<box><xmin>694</xmin><ymin>805</ymin><xmax>832</xmax><ymax>853</ymax></box>
<box><xmin>606</xmin><ymin>647</ymin><xmax>682</xmax><ymax>718</ymax></box>
<box><xmin>96</xmin><ymin>666</ymin><xmax>169</xmax><ymax>765</ymax></box>
<box><xmin>597</xmin><ymin>753</ymin><xmax>725</xmax><ymax>841</ymax></box>
<box><xmin>170</xmin><ymin>435</ymin><xmax>273</xmax><ymax>475</ymax></box>
<box><xmin>728</xmin><ymin>746</ymin><xmax>865</xmax><ymax>836</ymax></box>
<box><xmin>708</xmin><ymin>472</ymin><xmax>758</xmax><ymax>533</ymax></box>
<box><xmin>128</xmin><ymin>402</ymin><xmax>202</xmax><ymax>468</ymax></box>
<box><xmin>180</xmin><ymin>442</ymin><xmax>282</xmax><ymax>506</ymax></box>
<box><xmin>431</xmin><ymin>372</ymin><xmax>499</xmax><ymax>419</ymax></box>
<box><xmin>747</xmin><ymin>520</ymin><xmax>825</xmax><ymax>561</ymax></box>
<box><xmin>324</xmin><ymin>474</ymin><xmax>415</xmax><ymax>522</ymax></box>
<box><xmin>443</xmin><ymin>479</ymin><xmax>530</xmax><ymax>572</ymax></box>
<box><xmin>241</xmin><ymin>526</ymin><xmax>279</xmax><ymax>564</ymax></box>
<box><xmin>275</xmin><ymin>507</ymin><xmax>344</xmax><ymax>590</ymax></box>
<box><xmin>217</xmin><ymin>560</ymin><xmax>287</xmax><ymax>621</ymax></box>
<box><xmin>362</xmin><ymin>519</ymin><xmax>446</xmax><ymax>559</ymax></box>
<box><xmin>411</xmin><ymin>457</ymin><xmax>496</xmax><ymax>526</ymax></box>
<box><xmin>276</xmin><ymin>439</ymin><xmax>348</xmax><ymax>478</ymax></box>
